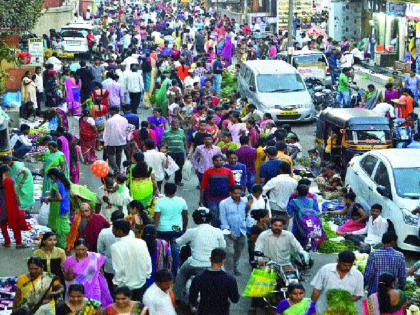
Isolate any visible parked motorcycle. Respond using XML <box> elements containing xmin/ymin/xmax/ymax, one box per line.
<box><xmin>393</xmin><ymin>118</ymin><xmax>415</xmax><ymax>148</ymax></box>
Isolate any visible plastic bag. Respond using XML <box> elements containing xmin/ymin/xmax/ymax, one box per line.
<box><xmin>37</xmin><ymin>203</ymin><xmax>50</xmax><ymax>226</ymax></box>
<box><xmin>242</xmin><ymin>268</ymin><xmax>277</xmax><ymax>297</ymax></box>
<box><xmin>165</xmin><ymin>155</ymin><xmax>180</xmax><ymax>177</ymax></box>
<box><xmin>182</xmin><ymin>159</ymin><xmax>194</xmax><ymax>182</ymax></box>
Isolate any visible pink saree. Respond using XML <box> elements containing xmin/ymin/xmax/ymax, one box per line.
<box><xmin>64</xmin><ymin>252</ymin><xmax>112</xmax><ymax>307</ymax></box>
<box><xmin>65</xmin><ymin>77</ymin><xmax>82</xmax><ymax>115</ymax></box>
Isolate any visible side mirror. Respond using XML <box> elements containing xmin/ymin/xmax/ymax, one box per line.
<box><xmin>249</xmin><ymin>86</ymin><xmax>256</xmax><ymax>92</ymax></box>
<box><xmin>377</xmin><ymin>185</ymin><xmax>392</xmax><ymax>200</ymax></box>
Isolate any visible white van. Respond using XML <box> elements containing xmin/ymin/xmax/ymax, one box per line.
<box><xmin>60</xmin><ymin>22</ymin><xmax>100</xmax><ymax>54</ymax></box>
<box><xmin>237</xmin><ymin>60</ymin><xmax>315</xmax><ymax>122</ymax></box>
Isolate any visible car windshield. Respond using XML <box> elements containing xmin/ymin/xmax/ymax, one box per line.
<box><xmin>293</xmin><ymin>54</ymin><xmax>327</xmax><ymax>66</ymax></box>
<box><xmin>394</xmin><ymin>168</ymin><xmax>420</xmax><ymax>199</ymax></box>
<box><xmin>256</xmin><ymin>74</ymin><xmax>305</xmax><ymax>93</ymax></box>
<box><xmin>346</xmin><ymin>130</ymin><xmax>390</xmax><ymax>144</ymax></box>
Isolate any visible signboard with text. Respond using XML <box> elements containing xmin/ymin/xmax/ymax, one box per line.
<box><xmin>28</xmin><ymin>38</ymin><xmax>44</xmax><ymax>64</ymax></box>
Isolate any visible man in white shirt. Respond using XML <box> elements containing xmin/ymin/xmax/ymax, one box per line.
<box><xmin>174</xmin><ymin>207</ymin><xmax>226</xmax><ymax>302</ymax></box>
<box><xmin>111</xmin><ymin>219</ymin><xmax>152</xmax><ymax>302</ymax></box>
<box><xmin>263</xmin><ymin>163</ymin><xmax>297</xmax><ymax>213</ymax></box>
<box><xmin>345</xmin><ymin>203</ymin><xmax>388</xmax><ymax>247</ymax></box>
<box><xmin>34</xmin><ymin>66</ymin><xmax>44</xmax><ymax>112</ymax></box>
<box><xmin>143</xmin><ymin>139</ymin><xmax>168</xmax><ymax>191</ymax></box>
<box><xmin>143</xmin><ymin>270</ymin><xmax>176</xmax><ymax>315</ymax></box>
<box><xmin>103</xmin><ymin>106</ymin><xmax>129</xmax><ymax>173</ymax></box>
<box><xmin>311</xmin><ymin>250</ymin><xmax>364</xmax><ymax>315</ymax></box>
<box><xmin>97</xmin><ymin>210</ymin><xmax>134</xmax><ymax>296</ymax></box>
<box><xmin>372</xmin><ymin>102</ymin><xmax>396</xmax><ymax>118</ymax></box>
<box><xmin>125</xmin><ymin>64</ymin><xmax>144</xmax><ymax>113</ymax></box>
<box><xmin>11</xmin><ymin>124</ymin><xmax>32</xmax><ymax>159</ymax></box>
<box><xmin>96</xmin><ymin>176</ymin><xmax>132</xmax><ymax>221</ymax></box>
<box><xmin>46</xmin><ymin>52</ymin><xmax>62</xmax><ymax>72</ymax></box>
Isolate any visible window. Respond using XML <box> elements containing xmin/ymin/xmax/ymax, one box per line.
<box><xmin>346</xmin><ymin>130</ymin><xmax>390</xmax><ymax>145</ymax></box>
<box><xmin>256</xmin><ymin>74</ymin><xmax>305</xmax><ymax>93</ymax></box>
<box><xmin>373</xmin><ymin>162</ymin><xmax>391</xmax><ymax>191</ymax></box>
<box><xmin>360</xmin><ymin>155</ymin><xmax>378</xmax><ymax>177</ymax></box>
<box><xmin>393</xmin><ymin>168</ymin><xmax>420</xmax><ymax>199</ymax></box>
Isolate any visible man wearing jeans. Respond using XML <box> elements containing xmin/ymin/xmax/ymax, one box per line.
<box><xmin>336</xmin><ymin>67</ymin><xmax>353</xmax><ymax>108</ymax></box>
<box><xmin>212</xmin><ymin>55</ymin><xmax>223</xmax><ymax>95</ymax></box>
<box><xmin>219</xmin><ymin>185</ymin><xmax>247</xmax><ymax>276</ymax></box>
<box><xmin>103</xmin><ymin>106</ymin><xmax>128</xmax><ymax>174</ymax></box>
<box><xmin>163</xmin><ymin>120</ymin><xmax>187</xmax><ymax>186</ymax></box>
<box><xmin>125</xmin><ymin>64</ymin><xmax>144</xmax><ymax>113</ymax></box>
<box><xmin>200</xmin><ymin>155</ymin><xmax>235</xmax><ymax>227</ymax></box>
<box><xmin>154</xmin><ymin>183</ymin><xmax>188</xmax><ymax>276</ymax></box>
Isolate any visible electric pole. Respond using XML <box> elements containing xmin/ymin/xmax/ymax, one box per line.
<box><xmin>287</xmin><ymin>0</ymin><xmax>294</xmax><ymax>63</ymax></box>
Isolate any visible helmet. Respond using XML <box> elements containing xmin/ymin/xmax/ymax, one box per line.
<box><xmin>192</xmin><ymin>207</ymin><xmax>212</xmax><ymax>224</ymax></box>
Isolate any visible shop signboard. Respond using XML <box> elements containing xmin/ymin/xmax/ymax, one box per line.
<box><xmin>386</xmin><ymin>2</ymin><xmax>406</xmax><ymax>17</ymax></box>
<box><xmin>406</xmin><ymin>3</ymin><xmax>420</xmax><ymax>21</ymax></box>
<box><xmin>28</xmin><ymin>38</ymin><xmax>44</xmax><ymax>64</ymax></box>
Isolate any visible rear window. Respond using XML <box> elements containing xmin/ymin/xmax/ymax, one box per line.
<box><xmin>61</xmin><ymin>29</ymin><xmax>87</xmax><ymax>38</ymax></box>
<box><xmin>293</xmin><ymin>54</ymin><xmax>327</xmax><ymax>66</ymax></box>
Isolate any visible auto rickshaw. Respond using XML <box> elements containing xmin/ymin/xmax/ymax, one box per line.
<box><xmin>315</xmin><ymin>108</ymin><xmax>392</xmax><ymax>169</ymax></box>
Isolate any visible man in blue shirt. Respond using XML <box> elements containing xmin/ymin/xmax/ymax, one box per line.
<box><xmin>122</xmin><ymin>104</ymin><xmax>140</xmax><ymax>129</ymax></box>
<box><xmin>212</xmin><ymin>55</ymin><xmax>223</xmax><ymax>95</ymax></box>
<box><xmin>224</xmin><ymin>150</ymin><xmax>247</xmax><ymax>192</ymax></box>
<box><xmin>259</xmin><ymin>146</ymin><xmax>288</xmax><ymax>184</ymax></box>
<box><xmin>219</xmin><ymin>185</ymin><xmax>247</xmax><ymax>276</ymax></box>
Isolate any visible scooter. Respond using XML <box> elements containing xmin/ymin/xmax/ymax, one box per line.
<box><xmin>393</xmin><ymin>118</ymin><xmax>414</xmax><ymax>148</ymax></box>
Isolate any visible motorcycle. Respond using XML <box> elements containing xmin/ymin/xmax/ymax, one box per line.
<box><xmin>253</xmin><ymin>252</ymin><xmax>312</xmax><ymax>309</ymax></box>
<box><xmin>393</xmin><ymin>118</ymin><xmax>415</xmax><ymax>148</ymax></box>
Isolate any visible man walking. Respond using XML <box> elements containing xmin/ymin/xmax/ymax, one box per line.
<box><xmin>111</xmin><ymin>219</ymin><xmax>152</xmax><ymax>302</ymax></box>
<box><xmin>144</xmin><ymin>139</ymin><xmax>168</xmax><ymax>191</ymax></box>
<box><xmin>191</xmin><ymin>134</ymin><xmax>222</xmax><ymax>184</ymax></box>
<box><xmin>200</xmin><ymin>155</ymin><xmax>235</xmax><ymax>227</ymax></box>
<box><xmin>143</xmin><ymin>270</ymin><xmax>177</xmax><ymax>315</ymax></box>
<box><xmin>103</xmin><ymin>106</ymin><xmax>128</xmax><ymax>173</ymax></box>
<box><xmin>125</xmin><ymin>64</ymin><xmax>144</xmax><ymax>113</ymax></box>
<box><xmin>311</xmin><ymin>250</ymin><xmax>364</xmax><ymax>315</ymax></box>
<box><xmin>236</xmin><ymin>135</ymin><xmax>257</xmax><ymax>192</ymax></box>
<box><xmin>364</xmin><ymin>232</ymin><xmax>406</xmax><ymax>295</ymax></box>
<box><xmin>189</xmin><ymin>248</ymin><xmax>240</xmax><ymax>315</ymax></box>
<box><xmin>76</xmin><ymin>60</ymin><xmax>94</xmax><ymax>104</ymax></box>
<box><xmin>219</xmin><ymin>185</ymin><xmax>247</xmax><ymax>276</ymax></box>
<box><xmin>163</xmin><ymin>120</ymin><xmax>187</xmax><ymax>186</ymax></box>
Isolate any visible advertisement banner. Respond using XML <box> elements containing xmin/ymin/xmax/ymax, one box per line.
<box><xmin>28</xmin><ymin>38</ymin><xmax>44</xmax><ymax>64</ymax></box>
<box><xmin>386</xmin><ymin>2</ymin><xmax>406</xmax><ymax>17</ymax></box>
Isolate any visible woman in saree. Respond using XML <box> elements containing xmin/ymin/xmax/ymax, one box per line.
<box><xmin>332</xmin><ymin>191</ymin><xmax>368</xmax><ymax>234</ymax></box>
<box><xmin>105</xmin><ymin>286</ymin><xmax>147</xmax><ymax>315</ymax></box>
<box><xmin>33</xmin><ymin>232</ymin><xmax>66</xmax><ymax>283</ymax></box>
<box><xmin>142</xmin><ymin>224</ymin><xmax>172</xmax><ymax>287</ymax></box>
<box><xmin>276</xmin><ymin>283</ymin><xmax>316</xmax><ymax>315</ymax></box>
<box><xmin>364</xmin><ymin>84</ymin><xmax>382</xmax><ymax>110</ymax></box>
<box><xmin>64</xmin><ymin>238</ymin><xmax>112</xmax><ymax>307</ymax></box>
<box><xmin>155</xmin><ymin>74</ymin><xmax>171</xmax><ymax>117</ymax></box>
<box><xmin>21</xmin><ymin>71</ymin><xmax>38</xmax><ymax>110</ymax></box>
<box><xmin>44</xmin><ymin>65</ymin><xmax>59</xmax><ymax>108</ymax></box>
<box><xmin>147</xmin><ymin>108</ymin><xmax>167</xmax><ymax>146</ymax></box>
<box><xmin>3</xmin><ymin>156</ymin><xmax>34</xmax><ymax>211</ymax></box>
<box><xmin>56</xmin><ymin>283</ymin><xmax>102</xmax><ymax>315</ymax></box>
<box><xmin>363</xmin><ymin>273</ymin><xmax>406</xmax><ymax>315</ymax></box>
<box><xmin>66</xmin><ymin>202</ymin><xmax>109</xmax><ymax>252</ymax></box>
<box><xmin>64</xmin><ymin>71</ymin><xmax>82</xmax><ymax>116</ymax></box>
<box><xmin>79</xmin><ymin>110</ymin><xmax>97</xmax><ymax>164</ymax></box>
<box><xmin>41</xmin><ymin>141</ymin><xmax>69</xmax><ymax>198</ymax></box>
<box><xmin>56</xmin><ymin>126</ymin><xmax>70</xmax><ymax>170</ymax></box>
<box><xmin>44</xmin><ymin>168</ymin><xmax>71</xmax><ymax>249</ymax></box>
<box><xmin>13</xmin><ymin>257</ymin><xmax>63</xmax><ymax>314</ymax></box>
<box><xmin>90</xmin><ymin>82</ymin><xmax>110</xmax><ymax>150</ymax></box>
<box><xmin>128</xmin><ymin>160</ymin><xmax>158</xmax><ymax>209</ymax></box>
<box><xmin>221</xmin><ymin>35</ymin><xmax>234</xmax><ymax>66</ymax></box>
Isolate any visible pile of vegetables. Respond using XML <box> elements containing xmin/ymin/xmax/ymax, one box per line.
<box><xmin>354</xmin><ymin>253</ymin><xmax>369</xmax><ymax>272</ymax></box>
<box><xmin>405</xmin><ymin>280</ymin><xmax>420</xmax><ymax>304</ymax></box>
<box><xmin>325</xmin><ymin>289</ymin><xmax>357</xmax><ymax>315</ymax></box>
<box><xmin>318</xmin><ymin>218</ymin><xmax>358</xmax><ymax>253</ymax></box>
<box><xmin>220</xmin><ymin>69</ymin><xmax>237</xmax><ymax>100</ymax></box>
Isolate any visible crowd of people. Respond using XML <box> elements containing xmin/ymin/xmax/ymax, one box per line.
<box><xmin>2</xmin><ymin>0</ymin><xmax>420</xmax><ymax>314</ymax></box>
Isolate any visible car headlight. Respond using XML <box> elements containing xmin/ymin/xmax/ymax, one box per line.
<box><xmin>401</xmin><ymin>208</ymin><xmax>419</xmax><ymax>226</ymax></box>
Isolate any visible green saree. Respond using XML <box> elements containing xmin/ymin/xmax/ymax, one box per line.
<box><xmin>42</xmin><ymin>151</ymin><xmax>69</xmax><ymax>197</ymax></box>
<box><xmin>9</xmin><ymin>161</ymin><xmax>34</xmax><ymax>210</ymax></box>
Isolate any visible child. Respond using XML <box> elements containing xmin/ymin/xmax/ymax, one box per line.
<box><xmin>308</xmin><ymin>148</ymin><xmax>322</xmax><ymax>176</ymax></box>
<box><xmin>20</xmin><ymin>101</ymin><xmax>36</xmax><ymax>120</ymax></box>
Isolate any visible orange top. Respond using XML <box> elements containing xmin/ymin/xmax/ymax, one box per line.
<box><xmin>398</xmin><ymin>95</ymin><xmax>414</xmax><ymax>119</ymax></box>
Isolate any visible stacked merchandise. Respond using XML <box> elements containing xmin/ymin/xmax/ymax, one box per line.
<box><xmin>0</xmin><ymin>217</ymin><xmax>51</xmax><ymax>247</ymax></box>
<box><xmin>277</xmin><ymin>0</ymin><xmax>313</xmax><ymax>31</ymax></box>
<box><xmin>0</xmin><ymin>277</ymin><xmax>17</xmax><ymax>313</ymax></box>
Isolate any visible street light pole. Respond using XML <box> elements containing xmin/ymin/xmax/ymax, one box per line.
<box><xmin>287</xmin><ymin>0</ymin><xmax>294</xmax><ymax>63</ymax></box>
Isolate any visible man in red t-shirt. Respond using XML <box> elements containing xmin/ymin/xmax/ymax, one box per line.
<box><xmin>86</xmin><ymin>30</ymin><xmax>95</xmax><ymax>58</ymax></box>
<box><xmin>200</xmin><ymin>155</ymin><xmax>235</xmax><ymax>227</ymax></box>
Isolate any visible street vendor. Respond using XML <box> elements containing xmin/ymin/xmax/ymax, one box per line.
<box><xmin>315</xmin><ymin>164</ymin><xmax>345</xmax><ymax>200</ymax></box>
<box><xmin>10</xmin><ymin>124</ymin><xmax>32</xmax><ymax>159</ymax></box>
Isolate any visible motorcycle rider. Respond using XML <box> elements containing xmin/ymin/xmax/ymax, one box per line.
<box><xmin>173</xmin><ymin>207</ymin><xmax>226</xmax><ymax>304</ymax></box>
<box><xmin>254</xmin><ymin>216</ymin><xmax>310</xmax><ymax>265</ymax></box>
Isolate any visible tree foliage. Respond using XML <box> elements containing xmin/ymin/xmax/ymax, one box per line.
<box><xmin>0</xmin><ymin>0</ymin><xmax>44</xmax><ymax>34</ymax></box>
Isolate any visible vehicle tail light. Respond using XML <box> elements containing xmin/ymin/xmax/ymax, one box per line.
<box><xmin>326</xmin><ymin>66</ymin><xmax>330</xmax><ymax>75</ymax></box>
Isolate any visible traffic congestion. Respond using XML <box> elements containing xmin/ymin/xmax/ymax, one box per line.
<box><xmin>0</xmin><ymin>0</ymin><xmax>419</xmax><ymax>314</ymax></box>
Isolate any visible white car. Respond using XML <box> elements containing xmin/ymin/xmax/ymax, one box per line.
<box><xmin>60</xmin><ymin>23</ymin><xmax>100</xmax><ymax>54</ymax></box>
<box><xmin>345</xmin><ymin>149</ymin><xmax>420</xmax><ymax>252</ymax></box>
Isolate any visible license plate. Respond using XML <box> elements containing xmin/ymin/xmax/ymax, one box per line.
<box><xmin>68</xmin><ymin>41</ymin><xmax>80</xmax><ymax>45</ymax></box>
<box><xmin>279</xmin><ymin>111</ymin><xmax>298</xmax><ymax>116</ymax></box>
